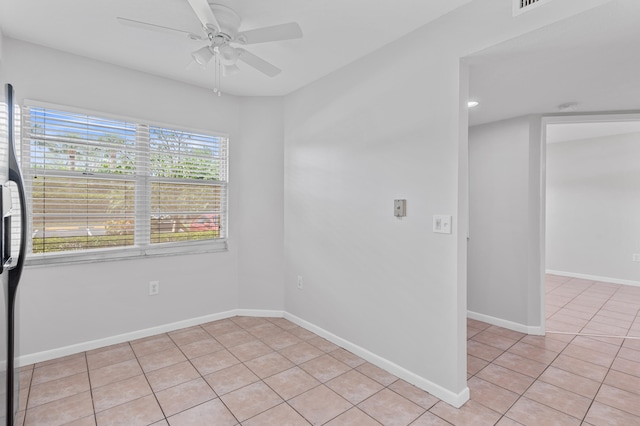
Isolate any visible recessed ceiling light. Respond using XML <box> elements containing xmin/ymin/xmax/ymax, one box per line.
<box><xmin>467</xmin><ymin>100</ymin><xmax>479</xmax><ymax>108</ymax></box>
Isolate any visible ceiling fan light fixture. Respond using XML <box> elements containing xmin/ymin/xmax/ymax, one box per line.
<box><xmin>223</xmin><ymin>64</ymin><xmax>240</xmax><ymax>76</ymax></box>
<box><xmin>218</xmin><ymin>44</ymin><xmax>239</xmax><ymax>65</ymax></box>
<box><xmin>191</xmin><ymin>46</ymin><xmax>214</xmax><ymax>65</ymax></box>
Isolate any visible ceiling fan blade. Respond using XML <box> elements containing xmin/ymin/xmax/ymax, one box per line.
<box><xmin>237</xmin><ymin>22</ymin><xmax>303</xmax><ymax>45</ymax></box>
<box><xmin>187</xmin><ymin>0</ymin><xmax>220</xmax><ymax>32</ymax></box>
<box><xmin>236</xmin><ymin>48</ymin><xmax>281</xmax><ymax>77</ymax></box>
<box><xmin>117</xmin><ymin>17</ymin><xmax>204</xmax><ymax>40</ymax></box>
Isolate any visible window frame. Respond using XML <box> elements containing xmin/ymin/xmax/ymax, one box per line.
<box><xmin>21</xmin><ymin>100</ymin><xmax>229</xmax><ymax>266</ymax></box>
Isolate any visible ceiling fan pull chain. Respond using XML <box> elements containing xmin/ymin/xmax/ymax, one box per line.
<box><xmin>214</xmin><ymin>57</ymin><xmax>217</xmax><ymax>94</ymax></box>
<box><xmin>213</xmin><ymin>51</ymin><xmax>219</xmax><ymax>94</ymax></box>
<box><xmin>217</xmin><ymin>53</ymin><xmax>222</xmax><ymax>96</ymax></box>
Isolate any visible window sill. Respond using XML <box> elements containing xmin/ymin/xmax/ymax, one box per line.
<box><xmin>24</xmin><ymin>239</ymin><xmax>228</xmax><ymax>268</ymax></box>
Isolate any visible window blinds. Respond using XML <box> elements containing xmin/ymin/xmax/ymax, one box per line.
<box><xmin>22</xmin><ymin>103</ymin><xmax>228</xmax><ymax>256</ymax></box>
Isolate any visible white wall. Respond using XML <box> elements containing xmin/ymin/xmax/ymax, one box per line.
<box><xmin>284</xmin><ymin>23</ymin><xmax>468</xmax><ymax>402</ymax></box>
<box><xmin>4</xmin><ymin>39</ymin><xmax>285</xmax><ymax>356</ymax></box>
<box><xmin>282</xmin><ymin>0</ymin><xmax>602</xmax><ymax>406</ymax></box>
<box><xmin>546</xmin><ymin>131</ymin><xmax>640</xmax><ymax>284</ymax></box>
<box><xmin>468</xmin><ymin>116</ymin><xmax>543</xmax><ymax>333</ymax></box>
<box><xmin>237</xmin><ymin>97</ymin><xmax>285</xmax><ymax>309</ymax></box>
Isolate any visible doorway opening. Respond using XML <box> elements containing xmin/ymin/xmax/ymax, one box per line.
<box><xmin>543</xmin><ymin>113</ymin><xmax>640</xmax><ymax>341</ymax></box>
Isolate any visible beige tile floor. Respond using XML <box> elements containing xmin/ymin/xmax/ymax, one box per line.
<box><xmin>16</xmin><ymin>274</ymin><xmax>640</xmax><ymax>425</ymax></box>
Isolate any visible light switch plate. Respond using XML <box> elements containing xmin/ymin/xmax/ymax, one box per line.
<box><xmin>433</xmin><ymin>215</ymin><xmax>452</xmax><ymax>234</ymax></box>
<box><xmin>394</xmin><ymin>199</ymin><xmax>407</xmax><ymax>217</ymax></box>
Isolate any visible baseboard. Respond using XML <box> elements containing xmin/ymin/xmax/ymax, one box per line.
<box><xmin>18</xmin><ymin>309</ymin><xmax>242</xmax><ymax>366</ymax></box>
<box><xmin>467</xmin><ymin>310</ymin><xmax>544</xmax><ymax>336</ymax></box>
<box><xmin>18</xmin><ymin>308</ymin><xmax>469</xmax><ymax>408</ymax></box>
<box><xmin>284</xmin><ymin>312</ymin><xmax>470</xmax><ymax>408</ymax></box>
<box><xmin>235</xmin><ymin>309</ymin><xmax>284</xmax><ymax>318</ymax></box>
<box><xmin>547</xmin><ymin>270</ymin><xmax>640</xmax><ymax>287</ymax></box>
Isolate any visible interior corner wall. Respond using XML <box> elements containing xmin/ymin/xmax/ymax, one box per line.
<box><xmin>3</xmin><ymin>38</ymin><xmax>249</xmax><ymax>356</ymax></box>
<box><xmin>468</xmin><ymin>115</ymin><xmax>543</xmax><ymax>331</ymax></box>
<box><xmin>282</xmin><ymin>0</ymin><xmax>607</xmax><ymax>405</ymax></box>
<box><xmin>283</xmin><ymin>21</ymin><xmax>470</xmax><ymax>401</ymax></box>
<box><xmin>546</xmin><ymin>131</ymin><xmax>640</xmax><ymax>284</ymax></box>
<box><xmin>0</xmin><ymin>29</ymin><xmax>4</xmax><ymax>66</ymax></box>
<box><xmin>0</xmin><ymin>30</ymin><xmax>5</xmax><ymax>83</ymax></box>
<box><xmin>237</xmin><ymin>97</ymin><xmax>285</xmax><ymax>310</ymax></box>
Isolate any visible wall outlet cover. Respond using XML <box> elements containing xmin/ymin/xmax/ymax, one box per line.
<box><xmin>149</xmin><ymin>281</ymin><xmax>160</xmax><ymax>295</ymax></box>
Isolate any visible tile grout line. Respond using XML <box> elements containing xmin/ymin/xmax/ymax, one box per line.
<box><xmin>181</xmin><ymin>322</ymin><xmax>262</xmax><ymax>425</ymax></box>
<box><xmin>133</xmin><ymin>336</ymin><xmax>172</xmax><ymax>425</ymax></box>
<box><xmin>167</xmin><ymin>325</ymin><xmax>241</xmax><ymax>425</ymax></box>
<box><xmin>488</xmin><ymin>277</ymin><xmax>638</xmax><ymax>424</ymax></box>
<box><xmin>162</xmin><ymin>317</ymin><xmax>359</xmax><ymax>425</ymax></box>
<box><xmin>576</xmin><ymin>281</ymin><xmax>640</xmax><ymax>423</ymax></box>
<box><xmin>547</xmin><ymin>278</ymin><xmax>602</xmax><ymax>332</ymax></box>
<box><xmin>578</xmin><ymin>281</ymin><xmax>634</xmax><ymax>337</ymax></box>
<box><xmin>468</xmin><ymin>302</ymin><xmax>615</xmax><ymax>425</ymax></box>
<box><xmin>19</xmin><ymin>364</ymin><xmax>34</xmax><ymax>425</ymax></box>
<box><xmin>249</xmin><ymin>317</ymin><xmax>350</xmax><ymax>425</ymax></box>
<box><xmin>230</xmin><ymin>318</ymin><xmax>328</xmax><ymax>424</ymax></box>
<box><xmin>477</xmin><ymin>328</ymin><xmax>544</xmax><ymax>425</ymax></box>
<box><xmin>517</xmin><ymin>281</ymin><xmax>622</xmax><ymax>423</ymax></box>
<box><xmin>231</xmin><ymin>316</ymin><xmax>427</xmax><ymax>425</ymax></box>
<box><xmin>83</xmin><ymin>351</ymin><xmax>97</xmax><ymax>425</ymax></box>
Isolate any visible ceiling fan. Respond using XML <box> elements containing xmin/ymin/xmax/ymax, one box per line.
<box><xmin>117</xmin><ymin>0</ymin><xmax>303</xmax><ymax>79</ymax></box>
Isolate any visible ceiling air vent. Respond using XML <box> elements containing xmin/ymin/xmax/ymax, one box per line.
<box><xmin>513</xmin><ymin>0</ymin><xmax>553</xmax><ymax>16</ymax></box>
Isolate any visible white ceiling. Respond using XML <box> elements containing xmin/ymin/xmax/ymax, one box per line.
<box><xmin>2</xmin><ymin>0</ymin><xmax>639</xmax><ymax>129</ymax></box>
<box><xmin>0</xmin><ymin>0</ymin><xmax>470</xmax><ymax>97</ymax></box>
<box><xmin>547</xmin><ymin>121</ymin><xmax>640</xmax><ymax>144</ymax></box>
<box><xmin>467</xmin><ymin>1</ymin><xmax>640</xmax><ymax>126</ymax></box>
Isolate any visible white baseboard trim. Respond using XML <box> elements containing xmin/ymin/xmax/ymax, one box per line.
<box><xmin>467</xmin><ymin>310</ymin><xmax>544</xmax><ymax>336</ymax></box>
<box><xmin>546</xmin><ymin>270</ymin><xmax>640</xmax><ymax>287</ymax></box>
<box><xmin>19</xmin><ymin>309</ymin><xmax>469</xmax><ymax>408</ymax></box>
<box><xmin>284</xmin><ymin>312</ymin><xmax>470</xmax><ymax>408</ymax></box>
<box><xmin>18</xmin><ymin>310</ymin><xmax>242</xmax><ymax>366</ymax></box>
<box><xmin>234</xmin><ymin>309</ymin><xmax>284</xmax><ymax>318</ymax></box>
<box><xmin>19</xmin><ymin>309</ymin><xmax>286</xmax><ymax>366</ymax></box>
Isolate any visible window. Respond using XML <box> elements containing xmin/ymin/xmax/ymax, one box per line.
<box><xmin>22</xmin><ymin>102</ymin><xmax>228</xmax><ymax>263</ymax></box>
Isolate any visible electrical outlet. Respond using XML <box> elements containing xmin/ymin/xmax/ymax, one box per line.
<box><xmin>297</xmin><ymin>276</ymin><xmax>303</xmax><ymax>290</ymax></box>
<box><xmin>149</xmin><ymin>281</ymin><xmax>160</xmax><ymax>296</ymax></box>
<box><xmin>633</xmin><ymin>254</ymin><xmax>640</xmax><ymax>262</ymax></box>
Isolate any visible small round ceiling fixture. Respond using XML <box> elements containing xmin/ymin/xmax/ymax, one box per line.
<box><xmin>467</xmin><ymin>100</ymin><xmax>479</xmax><ymax>108</ymax></box>
<box><xmin>558</xmin><ymin>102</ymin><xmax>578</xmax><ymax>112</ymax></box>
